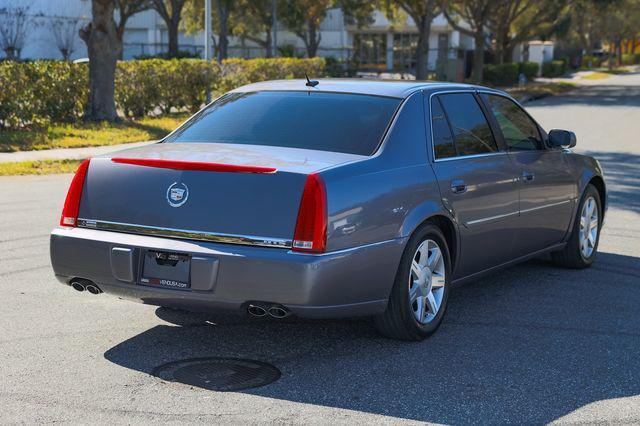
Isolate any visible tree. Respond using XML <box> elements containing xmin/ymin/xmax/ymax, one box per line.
<box><xmin>385</xmin><ymin>0</ymin><xmax>442</xmax><ymax>80</ymax></box>
<box><xmin>443</xmin><ymin>0</ymin><xmax>496</xmax><ymax>83</ymax></box>
<box><xmin>151</xmin><ymin>0</ymin><xmax>189</xmax><ymax>57</ymax></box>
<box><xmin>79</xmin><ymin>0</ymin><xmax>121</xmax><ymax>121</ymax></box>
<box><xmin>233</xmin><ymin>0</ymin><xmax>275</xmax><ymax>58</ymax></box>
<box><xmin>50</xmin><ymin>17</ymin><xmax>81</xmax><ymax>60</ymax></box>
<box><xmin>214</xmin><ymin>0</ymin><xmax>234</xmax><ymax>61</ymax></box>
<box><xmin>489</xmin><ymin>0</ymin><xmax>568</xmax><ymax>64</ymax></box>
<box><xmin>180</xmin><ymin>0</ymin><xmax>236</xmax><ymax>61</ymax></box>
<box><xmin>0</xmin><ymin>4</ymin><xmax>32</xmax><ymax>60</ymax></box>
<box><xmin>116</xmin><ymin>0</ymin><xmax>151</xmax><ymax>57</ymax></box>
<box><xmin>278</xmin><ymin>0</ymin><xmax>331</xmax><ymax>58</ymax></box>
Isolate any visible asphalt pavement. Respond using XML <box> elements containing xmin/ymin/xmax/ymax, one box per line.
<box><xmin>1</xmin><ymin>72</ymin><xmax>639</xmax><ymax>424</ymax></box>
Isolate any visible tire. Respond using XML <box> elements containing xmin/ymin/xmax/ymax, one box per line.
<box><xmin>374</xmin><ymin>223</ymin><xmax>452</xmax><ymax>341</ymax></box>
<box><xmin>552</xmin><ymin>184</ymin><xmax>602</xmax><ymax>269</ymax></box>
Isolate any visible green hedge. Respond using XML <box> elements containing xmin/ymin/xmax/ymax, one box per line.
<box><xmin>541</xmin><ymin>60</ymin><xmax>566</xmax><ymax>78</ymax></box>
<box><xmin>0</xmin><ymin>57</ymin><xmax>325</xmax><ymax>129</ymax></box>
<box><xmin>519</xmin><ymin>62</ymin><xmax>540</xmax><ymax>80</ymax></box>
<box><xmin>621</xmin><ymin>53</ymin><xmax>640</xmax><ymax>65</ymax></box>
<box><xmin>483</xmin><ymin>63</ymin><xmax>519</xmax><ymax>86</ymax></box>
<box><xmin>581</xmin><ymin>55</ymin><xmax>602</xmax><ymax>69</ymax></box>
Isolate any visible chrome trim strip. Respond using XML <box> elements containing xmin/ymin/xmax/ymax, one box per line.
<box><xmin>76</xmin><ymin>218</ymin><xmax>292</xmax><ymax>249</ymax></box>
<box><xmin>288</xmin><ymin>238</ymin><xmax>404</xmax><ymax>257</ymax></box>
<box><xmin>434</xmin><ymin>152</ymin><xmax>507</xmax><ymax>162</ymax></box>
<box><xmin>520</xmin><ymin>199</ymin><xmax>572</xmax><ymax>214</ymax></box>
<box><xmin>465</xmin><ymin>211</ymin><xmax>519</xmax><ymax>226</ymax></box>
<box><xmin>465</xmin><ymin>200</ymin><xmax>573</xmax><ymax>226</ymax></box>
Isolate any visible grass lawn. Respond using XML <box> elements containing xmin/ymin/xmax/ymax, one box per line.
<box><xmin>0</xmin><ymin>159</ymin><xmax>82</xmax><ymax>176</ymax></box>
<box><xmin>507</xmin><ymin>81</ymin><xmax>577</xmax><ymax>102</ymax></box>
<box><xmin>0</xmin><ymin>114</ymin><xmax>189</xmax><ymax>153</ymax></box>
<box><xmin>581</xmin><ymin>72</ymin><xmax>613</xmax><ymax>80</ymax></box>
<box><xmin>581</xmin><ymin>68</ymin><xmax>633</xmax><ymax>80</ymax></box>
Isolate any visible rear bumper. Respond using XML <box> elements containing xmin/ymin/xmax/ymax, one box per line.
<box><xmin>50</xmin><ymin>228</ymin><xmax>406</xmax><ymax>318</ymax></box>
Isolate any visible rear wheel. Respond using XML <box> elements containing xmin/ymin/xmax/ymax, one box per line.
<box><xmin>374</xmin><ymin>224</ymin><xmax>451</xmax><ymax>341</ymax></box>
<box><xmin>552</xmin><ymin>184</ymin><xmax>602</xmax><ymax>269</ymax></box>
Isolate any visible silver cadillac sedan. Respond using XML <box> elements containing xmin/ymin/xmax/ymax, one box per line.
<box><xmin>50</xmin><ymin>79</ymin><xmax>606</xmax><ymax>340</ymax></box>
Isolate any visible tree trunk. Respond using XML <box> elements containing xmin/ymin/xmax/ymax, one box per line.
<box><xmin>472</xmin><ymin>31</ymin><xmax>485</xmax><ymax>83</ymax></box>
<box><xmin>415</xmin><ymin>14</ymin><xmax>432</xmax><ymax>80</ymax></box>
<box><xmin>502</xmin><ymin>42</ymin><xmax>515</xmax><ymax>64</ymax></box>
<box><xmin>167</xmin><ymin>17</ymin><xmax>179</xmax><ymax>56</ymax></box>
<box><xmin>306</xmin><ymin>22</ymin><xmax>320</xmax><ymax>57</ymax></box>
<box><xmin>80</xmin><ymin>0</ymin><xmax>120</xmax><ymax>122</ymax></box>
<box><xmin>216</xmin><ymin>0</ymin><xmax>229</xmax><ymax>62</ymax></box>
<box><xmin>265</xmin><ymin>29</ymin><xmax>272</xmax><ymax>58</ymax></box>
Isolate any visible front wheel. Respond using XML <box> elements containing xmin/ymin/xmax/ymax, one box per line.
<box><xmin>374</xmin><ymin>224</ymin><xmax>451</xmax><ymax>341</ymax></box>
<box><xmin>552</xmin><ymin>184</ymin><xmax>602</xmax><ymax>269</ymax></box>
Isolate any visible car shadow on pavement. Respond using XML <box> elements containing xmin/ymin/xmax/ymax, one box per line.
<box><xmin>104</xmin><ymin>251</ymin><xmax>640</xmax><ymax>424</ymax></box>
<box><xmin>530</xmin><ymin>82</ymin><xmax>640</xmax><ymax>107</ymax></box>
<box><xmin>583</xmin><ymin>151</ymin><xmax>640</xmax><ymax>214</ymax></box>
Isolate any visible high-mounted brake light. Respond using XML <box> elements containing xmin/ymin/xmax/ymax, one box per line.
<box><xmin>111</xmin><ymin>158</ymin><xmax>277</xmax><ymax>174</ymax></box>
<box><xmin>292</xmin><ymin>173</ymin><xmax>327</xmax><ymax>253</ymax></box>
<box><xmin>60</xmin><ymin>159</ymin><xmax>90</xmax><ymax>227</ymax></box>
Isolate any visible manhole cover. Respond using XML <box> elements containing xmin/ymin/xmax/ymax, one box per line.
<box><xmin>152</xmin><ymin>357</ymin><xmax>281</xmax><ymax>391</ymax></box>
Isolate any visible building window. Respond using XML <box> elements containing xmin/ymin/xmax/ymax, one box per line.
<box><xmin>393</xmin><ymin>33</ymin><xmax>419</xmax><ymax>72</ymax></box>
<box><xmin>353</xmin><ymin>33</ymin><xmax>387</xmax><ymax>70</ymax></box>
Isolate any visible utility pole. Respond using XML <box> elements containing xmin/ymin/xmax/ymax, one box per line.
<box><xmin>272</xmin><ymin>0</ymin><xmax>277</xmax><ymax>57</ymax></box>
<box><xmin>204</xmin><ymin>0</ymin><xmax>212</xmax><ymax>102</ymax></box>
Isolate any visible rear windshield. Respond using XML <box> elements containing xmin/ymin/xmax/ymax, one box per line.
<box><xmin>164</xmin><ymin>91</ymin><xmax>401</xmax><ymax>155</ymax></box>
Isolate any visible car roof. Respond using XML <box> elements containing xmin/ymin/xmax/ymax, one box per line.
<box><xmin>230</xmin><ymin>78</ymin><xmax>499</xmax><ymax>99</ymax></box>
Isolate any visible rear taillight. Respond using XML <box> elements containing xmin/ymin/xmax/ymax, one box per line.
<box><xmin>292</xmin><ymin>173</ymin><xmax>327</xmax><ymax>253</ymax></box>
<box><xmin>60</xmin><ymin>159</ymin><xmax>90</xmax><ymax>227</ymax></box>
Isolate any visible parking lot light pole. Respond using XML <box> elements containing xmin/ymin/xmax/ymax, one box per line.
<box><xmin>205</xmin><ymin>0</ymin><xmax>212</xmax><ymax>103</ymax></box>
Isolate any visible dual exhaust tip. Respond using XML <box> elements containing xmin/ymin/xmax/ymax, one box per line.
<box><xmin>248</xmin><ymin>303</ymin><xmax>290</xmax><ymax>319</ymax></box>
<box><xmin>70</xmin><ymin>279</ymin><xmax>102</xmax><ymax>295</ymax></box>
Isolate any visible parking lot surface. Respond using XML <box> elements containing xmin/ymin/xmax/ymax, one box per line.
<box><xmin>1</xmin><ymin>72</ymin><xmax>639</xmax><ymax>424</ymax></box>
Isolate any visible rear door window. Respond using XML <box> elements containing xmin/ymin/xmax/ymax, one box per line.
<box><xmin>438</xmin><ymin>93</ymin><xmax>499</xmax><ymax>156</ymax></box>
<box><xmin>431</xmin><ymin>97</ymin><xmax>457</xmax><ymax>159</ymax></box>
<box><xmin>482</xmin><ymin>94</ymin><xmax>543</xmax><ymax>151</ymax></box>
<box><xmin>164</xmin><ymin>91</ymin><xmax>401</xmax><ymax>155</ymax></box>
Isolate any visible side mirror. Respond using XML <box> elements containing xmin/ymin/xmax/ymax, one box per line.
<box><xmin>548</xmin><ymin>129</ymin><xmax>577</xmax><ymax>148</ymax></box>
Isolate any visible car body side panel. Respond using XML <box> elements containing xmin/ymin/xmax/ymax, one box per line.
<box><xmin>322</xmin><ymin>92</ymin><xmax>447</xmax><ymax>252</ymax></box>
<box><xmin>508</xmin><ymin>149</ymin><xmax>577</xmax><ymax>256</ymax></box>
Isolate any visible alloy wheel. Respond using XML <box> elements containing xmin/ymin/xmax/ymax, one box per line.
<box><xmin>409</xmin><ymin>239</ymin><xmax>446</xmax><ymax>324</ymax></box>
<box><xmin>579</xmin><ymin>196</ymin><xmax>599</xmax><ymax>259</ymax></box>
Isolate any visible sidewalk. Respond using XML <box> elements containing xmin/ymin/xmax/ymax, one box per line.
<box><xmin>0</xmin><ymin>140</ymin><xmax>156</xmax><ymax>163</ymax></box>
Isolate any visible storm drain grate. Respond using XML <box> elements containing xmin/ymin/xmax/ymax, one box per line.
<box><xmin>152</xmin><ymin>357</ymin><xmax>281</xmax><ymax>392</ymax></box>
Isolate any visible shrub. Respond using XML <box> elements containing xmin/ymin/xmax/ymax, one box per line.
<box><xmin>620</xmin><ymin>54</ymin><xmax>640</xmax><ymax>65</ymax></box>
<box><xmin>483</xmin><ymin>63</ymin><xmax>519</xmax><ymax>86</ymax></box>
<box><xmin>0</xmin><ymin>57</ymin><xmax>326</xmax><ymax>129</ymax></box>
<box><xmin>581</xmin><ymin>55</ymin><xmax>602</xmax><ymax>68</ymax></box>
<box><xmin>324</xmin><ymin>56</ymin><xmax>359</xmax><ymax>77</ymax></box>
<box><xmin>541</xmin><ymin>60</ymin><xmax>566</xmax><ymax>78</ymax></box>
<box><xmin>0</xmin><ymin>61</ymin><xmax>87</xmax><ymax>129</ymax></box>
<box><xmin>519</xmin><ymin>62</ymin><xmax>540</xmax><ymax>80</ymax></box>
<box><xmin>217</xmin><ymin>57</ymin><xmax>325</xmax><ymax>93</ymax></box>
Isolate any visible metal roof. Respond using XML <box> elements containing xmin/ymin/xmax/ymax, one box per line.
<box><xmin>230</xmin><ymin>79</ymin><xmax>485</xmax><ymax>99</ymax></box>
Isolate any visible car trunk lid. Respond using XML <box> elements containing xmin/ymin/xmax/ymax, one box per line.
<box><xmin>77</xmin><ymin>142</ymin><xmax>363</xmax><ymax>245</ymax></box>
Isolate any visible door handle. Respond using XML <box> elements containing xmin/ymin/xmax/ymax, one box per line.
<box><xmin>522</xmin><ymin>172</ymin><xmax>535</xmax><ymax>182</ymax></box>
<box><xmin>450</xmin><ymin>180</ymin><xmax>467</xmax><ymax>194</ymax></box>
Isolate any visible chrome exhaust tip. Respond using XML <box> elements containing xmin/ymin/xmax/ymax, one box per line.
<box><xmin>267</xmin><ymin>306</ymin><xmax>290</xmax><ymax>319</ymax></box>
<box><xmin>247</xmin><ymin>304</ymin><xmax>267</xmax><ymax>317</ymax></box>
<box><xmin>71</xmin><ymin>281</ymin><xmax>86</xmax><ymax>292</ymax></box>
<box><xmin>85</xmin><ymin>284</ymin><xmax>102</xmax><ymax>295</ymax></box>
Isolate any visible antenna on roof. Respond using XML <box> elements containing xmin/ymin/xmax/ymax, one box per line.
<box><xmin>305</xmin><ymin>73</ymin><xmax>319</xmax><ymax>87</ymax></box>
